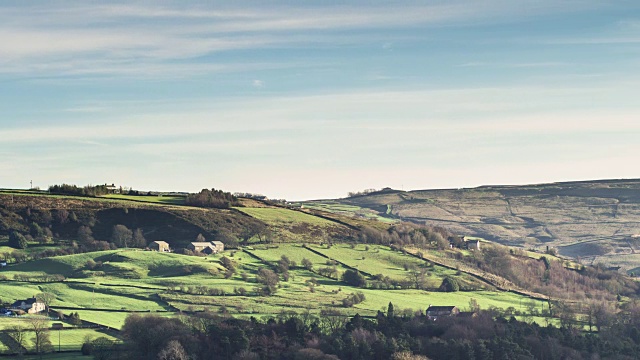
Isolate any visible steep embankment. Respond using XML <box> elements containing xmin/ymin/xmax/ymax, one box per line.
<box><xmin>312</xmin><ymin>179</ymin><xmax>640</xmax><ymax>270</ymax></box>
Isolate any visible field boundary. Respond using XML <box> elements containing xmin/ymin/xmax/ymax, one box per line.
<box><xmin>302</xmin><ymin>245</ymin><xmax>375</xmax><ymax>278</ymax></box>
<box><xmin>402</xmin><ymin>248</ymin><xmax>549</xmax><ymax>301</ymax></box>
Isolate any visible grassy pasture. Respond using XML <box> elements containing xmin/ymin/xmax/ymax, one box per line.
<box><xmin>0</xmin><ymin>244</ymin><xmax>66</xmax><ymax>258</ymax></box>
<box><xmin>41</xmin><ymin>283</ymin><xmax>158</xmax><ymax>310</ymax></box>
<box><xmin>70</xmin><ymin>311</ymin><xmax>130</xmax><ymax>329</ymax></box>
<box><xmin>70</xmin><ymin>310</ymin><xmax>175</xmax><ymax>329</ymax></box>
<box><xmin>309</xmin><ymin>244</ymin><xmax>458</xmax><ymax>284</ymax></box>
<box><xmin>101</xmin><ymin>194</ymin><xmax>186</xmax><ymax>205</ymax></box>
<box><xmin>0</xmin><ymin>316</ymin><xmax>58</xmax><ymax>330</ymax></box>
<box><xmin>159</xmin><ymin>268</ymin><xmax>545</xmax><ymax>317</ymax></box>
<box><xmin>5</xmin><ymin>250</ymin><xmax>224</xmax><ymax>279</ymax></box>
<box><xmin>1</xmin><ymin>245</ymin><xmax>550</xmax><ymax>328</ymax></box>
<box><xmin>22</xmin><ymin>328</ymin><xmax>118</xmax><ymax>352</ymax></box>
<box><xmin>0</xmin><ymin>282</ymin><xmax>45</xmax><ymax>304</ymax></box>
<box><xmin>301</xmin><ymin>202</ymin><xmax>397</xmax><ymax>224</ymax></box>
<box><xmin>236</xmin><ymin>207</ymin><xmax>336</xmax><ymax>227</ymax></box>
<box><xmin>248</xmin><ymin>244</ymin><xmax>328</xmax><ymax>266</ymax></box>
<box><xmin>310</xmin><ymin>244</ymin><xmax>423</xmax><ymax>278</ymax></box>
<box><xmin>236</xmin><ymin>207</ymin><xmax>347</xmax><ymax>242</ymax></box>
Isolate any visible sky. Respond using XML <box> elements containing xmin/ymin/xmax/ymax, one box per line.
<box><xmin>2</xmin><ymin>1</ymin><xmax>640</xmax><ymax>200</ymax></box>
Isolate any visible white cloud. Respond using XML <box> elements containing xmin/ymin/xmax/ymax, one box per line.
<box><xmin>252</xmin><ymin>79</ymin><xmax>264</xmax><ymax>88</ymax></box>
<box><xmin>0</xmin><ymin>0</ymin><xmax>606</xmax><ymax>77</ymax></box>
<box><xmin>3</xmin><ymin>84</ymin><xmax>638</xmax><ymax>145</ymax></box>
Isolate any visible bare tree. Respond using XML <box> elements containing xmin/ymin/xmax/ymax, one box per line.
<box><xmin>158</xmin><ymin>340</ymin><xmax>188</xmax><ymax>360</ymax></box>
<box><xmin>7</xmin><ymin>325</ymin><xmax>27</xmax><ymax>355</ymax></box>
<box><xmin>319</xmin><ymin>309</ymin><xmax>347</xmax><ymax>335</ymax></box>
<box><xmin>27</xmin><ymin>317</ymin><xmax>53</xmax><ymax>355</ymax></box>
<box><xmin>406</xmin><ymin>266</ymin><xmax>427</xmax><ymax>289</ymax></box>
<box><xmin>111</xmin><ymin>225</ymin><xmax>133</xmax><ymax>248</ymax></box>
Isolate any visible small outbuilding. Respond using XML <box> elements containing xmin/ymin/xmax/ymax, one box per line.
<box><xmin>150</xmin><ymin>241</ymin><xmax>171</xmax><ymax>252</ymax></box>
<box><xmin>466</xmin><ymin>240</ymin><xmax>481</xmax><ymax>251</ymax></box>
<box><xmin>426</xmin><ymin>305</ymin><xmax>459</xmax><ymax>320</ymax></box>
<box><xmin>211</xmin><ymin>241</ymin><xmax>225</xmax><ymax>253</ymax></box>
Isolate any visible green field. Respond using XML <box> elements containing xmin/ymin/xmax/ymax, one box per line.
<box><xmin>0</xmin><ymin>245</ymin><xmax>549</xmax><ymax>328</ymax></box>
<box><xmin>6</xmin><ymin>249</ymin><xmax>224</xmax><ymax>278</ymax></box>
<box><xmin>70</xmin><ymin>310</ymin><xmax>173</xmax><ymax>329</ymax></box>
<box><xmin>301</xmin><ymin>202</ymin><xmax>397</xmax><ymax>223</ymax></box>
<box><xmin>236</xmin><ymin>207</ymin><xmax>336</xmax><ymax>226</ymax></box>
<box><xmin>23</xmin><ymin>328</ymin><xmax>119</xmax><ymax>352</ymax></box>
<box><xmin>311</xmin><ymin>244</ymin><xmax>431</xmax><ymax>278</ymax></box>
<box><xmin>248</xmin><ymin>244</ymin><xmax>329</xmax><ymax>266</ymax></box>
<box><xmin>0</xmin><ymin>316</ymin><xmax>60</xmax><ymax>330</ymax></box>
<box><xmin>100</xmin><ymin>194</ymin><xmax>186</xmax><ymax>205</ymax></box>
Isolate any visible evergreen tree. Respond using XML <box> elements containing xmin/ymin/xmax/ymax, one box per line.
<box><xmin>8</xmin><ymin>231</ymin><xmax>28</xmax><ymax>249</ymax></box>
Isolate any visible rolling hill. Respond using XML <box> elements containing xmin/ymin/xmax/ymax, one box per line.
<box><xmin>306</xmin><ymin>179</ymin><xmax>640</xmax><ymax>271</ymax></box>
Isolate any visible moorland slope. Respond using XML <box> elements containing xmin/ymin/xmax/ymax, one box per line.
<box><xmin>310</xmin><ymin>179</ymin><xmax>640</xmax><ymax>271</ymax></box>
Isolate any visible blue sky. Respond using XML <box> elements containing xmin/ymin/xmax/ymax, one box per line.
<box><xmin>2</xmin><ymin>1</ymin><xmax>640</xmax><ymax>200</ymax></box>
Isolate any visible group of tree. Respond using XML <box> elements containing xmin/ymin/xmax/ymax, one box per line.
<box><xmin>185</xmin><ymin>188</ymin><xmax>240</xmax><ymax>209</ymax></box>
<box><xmin>459</xmin><ymin>243</ymin><xmax>640</xmax><ymax>302</ymax></box>
<box><xmin>110</xmin><ymin>225</ymin><xmax>146</xmax><ymax>248</ymax></box>
<box><xmin>347</xmin><ymin>188</ymin><xmax>383</xmax><ymax>197</ymax></box>
<box><xmin>355</xmin><ymin>223</ymin><xmax>455</xmax><ymax>250</ymax></box>
<box><xmin>6</xmin><ymin>317</ymin><xmax>53</xmax><ymax>356</ymax></box>
<box><xmin>100</xmin><ymin>301</ymin><xmax>640</xmax><ymax>360</ymax></box>
<box><xmin>48</xmin><ymin>183</ymin><xmax>113</xmax><ymax>197</ymax></box>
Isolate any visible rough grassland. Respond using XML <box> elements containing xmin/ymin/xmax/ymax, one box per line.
<box><xmin>324</xmin><ymin>180</ymin><xmax>640</xmax><ymax>270</ymax></box>
<box><xmin>236</xmin><ymin>207</ymin><xmax>336</xmax><ymax>226</ymax></box>
<box><xmin>235</xmin><ymin>207</ymin><xmax>351</xmax><ymax>242</ymax></box>
<box><xmin>101</xmin><ymin>194</ymin><xmax>186</xmax><ymax>205</ymax></box>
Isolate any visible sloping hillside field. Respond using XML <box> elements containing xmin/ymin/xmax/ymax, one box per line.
<box><xmin>0</xmin><ymin>247</ymin><xmax>539</xmax><ymax>320</ymax></box>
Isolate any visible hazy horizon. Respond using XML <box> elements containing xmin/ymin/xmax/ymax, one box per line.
<box><xmin>4</xmin><ymin>176</ymin><xmax>640</xmax><ymax>202</ymax></box>
<box><xmin>3</xmin><ymin>1</ymin><xmax>640</xmax><ymax>200</ymax></box>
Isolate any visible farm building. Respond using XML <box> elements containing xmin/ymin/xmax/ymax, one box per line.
<box><xmin>457</xmin><ymin>311</ymin><xmax>478</xmax><ymax>319</ymax></box>
<box><xmin>188</xmin><ymin>241</ymin><xmax>225</xmax><ymax>254</ymax></box>
<box><xmin>211</xmin><ymin>241</ymin><xmax>224</xmax><ymax>253</ymax></box>
<box><xmin>426</xmin><ymin>305</ymin><xmax>459</xmax><ymax>320</ymax></box>
<box><xmin>105</xmin><ymin>183</ymin><xmax>120</xmax><ymax>194</ymax></box>
<box><xmin>11</xmin><ymin>297</ymin><xmax>46</xmax><ymax>314</ymax></box>
<box><xmin>150</xmin><ymin>241</ymin><xmax>170</xmax><ymax>252</ymax></box>
<box><xmin>466</xmin><ymin>240</ymin><xmax>481</xmax><ymax>251</ymax></box>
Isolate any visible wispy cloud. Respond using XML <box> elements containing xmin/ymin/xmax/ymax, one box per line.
<box><xmin>3</xmin><ymin>83</ymin><xmax>637</xmax><ymax>145</ymax></box>
<box><xmin>0</xmin><ymin>0</ymin><xmax>605</xmax><ymax>77</ymax></box>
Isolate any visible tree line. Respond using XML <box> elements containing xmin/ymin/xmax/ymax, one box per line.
<box><xmin>73</xmin><ymin>302</ymin><xmax>640</xmax><ymax>360</ymax></box>
<box><xmin>185</xmin><ymin>188</ymin><xmax>240</xmax><ymax>209</ymax></box>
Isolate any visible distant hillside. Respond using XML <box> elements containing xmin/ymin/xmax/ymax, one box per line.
<box><xmin>0</xmin><ymin>192</ymin><xmax>369</xmax><ymax>252</ymax></box>
<box><xmin>310</xmin><ymin>179</ymin><xmax>640</xmax><ymax>271</ymax></box>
